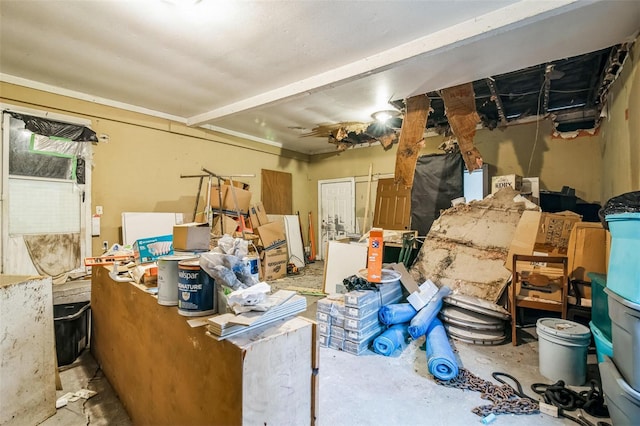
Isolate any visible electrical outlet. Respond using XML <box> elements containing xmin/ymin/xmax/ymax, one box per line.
<box><xmin>102</xmin><ymin>241</ymin><xmax>109</xmax><ymax>251</ymax></box>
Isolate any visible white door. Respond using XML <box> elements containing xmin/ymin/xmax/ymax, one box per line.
<box><xmin>1</xmin><ymin>108</ymin><xmax>92</xmax><ymax>279</ymax></box>
<box><xmin>317</xmin><ymin>178</ymin><xmax>355</xmax><ymax>260</ymax></box>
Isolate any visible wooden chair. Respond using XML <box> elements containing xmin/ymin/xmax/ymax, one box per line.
<box><xmin>510</xmin><ymin>254</ymin><xmax>569</xmax><ymax>346</ymax></box>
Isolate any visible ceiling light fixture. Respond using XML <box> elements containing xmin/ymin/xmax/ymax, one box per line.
<box><xmin>371</xmin><ymin>110</ymin><xmax>401</xmax><ymax>123</ymax></box>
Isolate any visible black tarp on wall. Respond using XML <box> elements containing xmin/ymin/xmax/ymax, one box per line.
<box><xmin>410</xmin><ymin>153</ymin><xmax>464</xmax><ymax>236</ymax></box>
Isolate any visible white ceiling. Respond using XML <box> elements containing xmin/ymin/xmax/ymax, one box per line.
<box><xmin>1</xmin><ymin>0</ymin><xmax>639</xmax><ymax>154</ymax></box>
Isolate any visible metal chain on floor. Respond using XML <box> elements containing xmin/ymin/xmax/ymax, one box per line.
<box><xmin>436</xmin><ymin>368</ymin><xmax>540</xmax><ymax>417</ymax></box>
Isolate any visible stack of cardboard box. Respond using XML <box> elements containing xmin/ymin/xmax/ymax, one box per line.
<box><xmin>250</xmin><ymin>202</ymin><xmax>289</xmax><ymax>281</ymax></box>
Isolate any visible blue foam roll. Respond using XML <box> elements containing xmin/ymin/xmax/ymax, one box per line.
<box><xmin>378</xmin><ymin>303</ymin><xmax>417</xmax><ymax>325</ymax></box>
<box><xmin>425</xmin><ymin>318</ymin><xmax>459</xmax><ymax>381</ymax></box>
<box><xmin>373</xmin><ymin>324</ymin><xmax>409</xmax><ymax>356</ymax></box>
<box><xmin>407</xmin><ymin>286</ymin><xmax>451</xmax><ymax>339</ymax></box>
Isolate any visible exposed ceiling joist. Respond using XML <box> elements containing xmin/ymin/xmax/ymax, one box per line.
<box><xmin>485</xmin><ymin>78</ymin><xmax>507</xmax><ymax>127</ymax></box>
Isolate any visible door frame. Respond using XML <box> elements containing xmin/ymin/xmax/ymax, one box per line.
<box><xmin>317</xmin><ymin>177</ymin><xmax>355</xmax><ymax>260</ymax></box>
<box><xmin>1</xmin><ymin>104</ymin><xmax>93</xmax><ymax>274</ymax></box>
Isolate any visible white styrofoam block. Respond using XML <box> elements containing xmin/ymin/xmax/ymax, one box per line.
<box><xmin>407</xmin><ymin>279</ymin><xmax>438</xmax><ymax>311</ymax></box>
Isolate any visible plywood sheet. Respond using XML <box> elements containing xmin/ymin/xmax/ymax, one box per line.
<box><xmin>0</xmin><ymin>275</ymin><xmax>56</xmax><ymax>426</ymax></box>
<box><xmin>394</xmin><ymin>95</ymin><xmax>430</xmax><ymax>188</ymax></box>
<box><xmin>261</xmin><ymin>169</ymin><xmax>292</xmax><ymax>215</ymax></box>
<box><xmin>441</xmin><ymin>83</ymin><xmax>483</xmax><ymax>172</ymax></box>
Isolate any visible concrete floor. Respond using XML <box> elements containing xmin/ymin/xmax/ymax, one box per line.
<box><xmin>41</xmin><ymin>261</ymin><xmax>611</xmax><ymax>426</ymax></box>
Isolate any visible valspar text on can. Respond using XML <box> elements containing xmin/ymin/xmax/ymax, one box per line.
<box><xmin>243</xmin><ymin>255</ymin><xmax>260</xmax><ymax>283</ymax></box>
<box><xmin>157</xmin><ymin>255</ymin><xmax>196</xmax><ymax>306</ymax></box>
<box><xmin>177</xmin><ymin>259</ymin><xmax>216</xmax><ymax>317</ymax></box>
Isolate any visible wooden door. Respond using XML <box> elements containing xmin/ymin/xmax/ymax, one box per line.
<box><xmin>261</xmin><ymin>169</ymin><xmax>292</xmax><ymax>215</ymax></box>
<box><xmin>373</xmin><ymin>178</ymin><xmax>411</xmax><ymax>230</ymax></box>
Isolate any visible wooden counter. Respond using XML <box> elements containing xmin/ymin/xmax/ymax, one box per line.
<box><xmin>91</xmin><ymin>267</ymin><xmax>317</xmax><ymax>425</ymax></box>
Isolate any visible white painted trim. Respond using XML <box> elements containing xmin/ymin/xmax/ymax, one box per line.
<box><xmin>1</xmin><ymin>74</ymin><xmax>187</xmax><ymax>124</ymax></box>
<box><xmin>0</xmin><ymin>102</ymin><xmax>92</xmax><ymax>127</ymax></box>
<box><xmin>201</xmin><ymin>124</ymin><xmax>283</xmax><ymax>148</ymax></box>
<box><xmin>1</xmin><ymin>114</ymin><xmax>9</xmax><ymax>272</ymax></box>
<box><xmin>187</xmin><ymin>0</ymin><xmax>581</xmax><ymax>125</ymax></box>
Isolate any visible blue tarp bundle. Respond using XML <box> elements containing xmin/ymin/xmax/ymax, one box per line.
<box><xmin>378</xmin><ymin>303</ymin><xmax>417</xmax><ymax>325</ymax></box>
<box><xmin>425</xmin><ymin>318</ymin><xmax>459</xmax><ymax>381</ymax></box>
<box><xmin>408</xmin><ymin>286</ymin><xmax>451</xmax><ymax>339</ymax></box>
<box><xmin>373</xmin><ymin>323</ymin><xmax>409</xmax><ymax>356</ymax></box>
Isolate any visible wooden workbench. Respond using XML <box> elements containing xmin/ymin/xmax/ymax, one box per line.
<box><xmin>91</xmin><ymin>266</ymin><xmax>317</xmax><ymax>425</ymax></box>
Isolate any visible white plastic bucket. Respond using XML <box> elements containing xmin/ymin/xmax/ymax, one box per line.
<box><xmin>537</xmin><ymin>318</ymin><xmax>591</xmax><ymax>386</ymax></box>
<box><xmin>157</xmin><ymin>255</ymin><xmax>196</xmax><ymax>306</ymax></box>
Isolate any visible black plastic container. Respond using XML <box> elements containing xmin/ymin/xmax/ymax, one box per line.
<box><xmin>54</xmin><ymin>301</ymin><xmax>91</xmax><ymax>366</ymax></box>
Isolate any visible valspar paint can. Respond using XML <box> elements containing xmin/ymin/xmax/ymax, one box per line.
<box><xmin>177</xmin><ymin>259</ymin><xmax>216</xmax><ymax>317</ymax></box>
<box><xmin>157</xmin><ymin>255</ymin><xmax>196</xmax><ymax>306</ymax></box>
<box><xmin>243</xmin><ymin>254</ymin><xmax>260</xmax><ymax>283</ymax></box>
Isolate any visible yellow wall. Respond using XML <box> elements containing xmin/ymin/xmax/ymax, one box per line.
<box><xmin>599</xmin><ymin>38</ymin><xmax>640</xmax><ymax>202</ymax></box>
<box><xmin>1</xmin><ymin>83</ymin><xmax>311</xmax><ymax>256</ymax></box>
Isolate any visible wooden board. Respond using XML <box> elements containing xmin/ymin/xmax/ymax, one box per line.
<box><xmin>394</xmin><ymin>95</ymin><xmax>430</xmax><ymax>188</ymax></box>
<box><xmin>261</xmin><ymin>169</ymin><xmax>292</xmax><ymax>215</ymax></box>
<box><xmin>441</xmin><ymin>83</ymin><xmax>483</xmax><ymax>172</ymax></box>
<box><xmin>373</xmin><ymin>178</ymin><xmax>412</xmax><ymax>230</ymax></box>
<box><xmin>322</xmin><ymin>240</ymin><xmax>368</xmax><ymax>293</ymax></box>
<box><xmin>0</xmin><ymin>275</ymin><xmax>56</xmax><ymax>426</ymax></box>
<box><xmin>91</xmin><ymin>267</ymin><xmax>314</xmax><ymax>426</ymax></box>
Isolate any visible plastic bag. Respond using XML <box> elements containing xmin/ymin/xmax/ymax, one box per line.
<box><xmin>227</xmin><ymin>282</ymin><xmax>271</xmax><ymax>314</ymax></box>
<box><xmin>599</xmin><ymin>191</ymin><xmax>640</xmax><ymax>229</ymax></box>
<box><xmin>217</xmin><ymin>234</ymin><xmax>249</xmax><ymax>258</ymax></box>
<box><xmin>200</xmin><ymin>251</ymin><xmax>258</xmax><ymax>289</ymax></box>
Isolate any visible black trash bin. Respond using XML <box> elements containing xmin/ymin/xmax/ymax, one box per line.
<box><xmin>54</xmin><ymin>301</ymin><xmax>91</xmax><ymax>367</ymax></box>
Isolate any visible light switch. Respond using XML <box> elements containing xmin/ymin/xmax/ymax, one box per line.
<box><xmin>92</xmin><ymin>215</ymin><xmax>101</xmax><ymax>236</ymax></box>
<box><xmin>96</xmin><ymin>205</ymin><xmax>103</xmax><ymax>215</ymax></box>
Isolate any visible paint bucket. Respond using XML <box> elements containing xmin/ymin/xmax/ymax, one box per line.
<box><xmin>243</xmin><ymin>255</ymin><xmax>260</xmax><ymax>283</ymax></box>
<box><xmin>177</xmin><ymin>259</ymin><xmax>216</xmax><ymax>317</ymax></box>
<box><xmin>537</xmin><ymin>318</ymin><xmax>591</xmax><ymax>385</ymax></box>
<box><xmin>157</xmin><ymin>255</ymin><xmax>196</xmax><ymax>306</ymax></box>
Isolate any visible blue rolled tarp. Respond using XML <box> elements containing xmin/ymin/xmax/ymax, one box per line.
<box><xmin>373</xmin><ymin>323</ymin><xmax>409</xmax><ymax>356</ymax></box>
<box><xmin>426</xmin><ymin>318</ymin><xmax>459</xmax><ymax>381</ymax></box>
<box><xmin>378</xmin><ymin>303</ymin><xmax>417</xmax><ymax>325</ymax></box>
<box><xmin>407</xmin><ymin>286</ymin><xmax>451</xmax><ymax>339</ymax></box>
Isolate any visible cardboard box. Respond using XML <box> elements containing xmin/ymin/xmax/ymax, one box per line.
<box><xmin>210</xmin><ymin>185</ymin><xmax>252</xmax><ymax>214</ymax></box>
<box><xmin>173</xmin><ymin>222</ymin><xmax>210</xmax><ymax>251</ymax></box>
<box><xmin>223</xmin><ymin>185</ymin><xmax>252</xmax><ymax>214</ymax></box>
<box><xmin>209</xmin><ymin>186</ymin><xmax>228</xmax><ymax>209</ymax></box>
<box><xmin>256</xmin><ymin>221</ymin><xmax>287</xmax><ymax>250</ymax></box>
<box><xmin>367</xmin><ymin>228</ymin><xmax>384</xmax><ymax>282</ymax></box>
<box><xmin>567</xmin><ymin>222</ymin><xmax>606</xmax><ymax>283</ymax></box>
<box><xmin>133</xmin><ymin>235</ymin><xmax>173</xmax><ymax>264</ymax></box>
<box><xmin>261</xmin><ymin>246</ymin><xmax>289</xmax><ymax>281</ymax></box>
<box><xmin>506</xmin><ymin>210</ymin><xmax>582</xmax><ymax>271</ymax></box>
<box><xmin>491</xmin><ymin>174</ymin><xmax>523</xmax><ymax>194</ymax></box>
<box><xmin>223</xmin><ymin>179</ymin><xmax>250</xmax><ymax>190</ymax></box>
<box><xmin>211</xmin><ymin>215</ymin><xmax>238</xmax><ymax>236</ymax></box>
<box><xmin>249</xmin><ymin>202</ymin><xmax>269</xmax><ymax>228</ymax></box>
